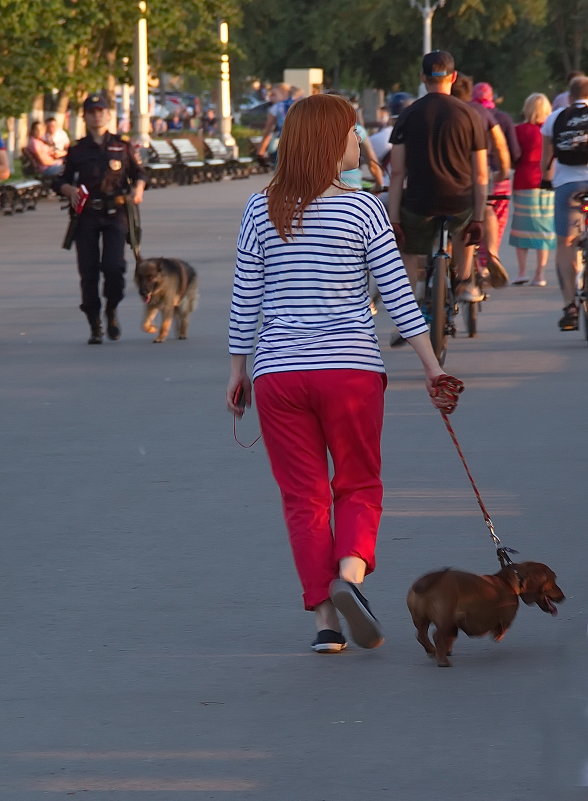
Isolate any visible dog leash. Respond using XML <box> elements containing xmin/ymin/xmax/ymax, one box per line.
<box><xmin>440</xmin><ymin>411</ymin><xmax>518</xmax><ymax>569</ymax></box>
<box><xmin>233</xmin><ymin>414</ymin><xmax>261</xmax><ymax>448</ymax></box>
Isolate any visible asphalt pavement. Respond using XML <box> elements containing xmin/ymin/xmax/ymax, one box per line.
<box><xmin>1</xmin><ymin>177</ymin><xmax>587</xmax><ymax>800</ymax></box>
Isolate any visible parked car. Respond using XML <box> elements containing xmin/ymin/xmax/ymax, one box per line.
<box><xmin>239</xmin><ymin>101</ymin><xmax>271</xmax><ymax>130</ymax></box>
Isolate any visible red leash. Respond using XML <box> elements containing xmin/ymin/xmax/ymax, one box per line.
<box><xmin>440</xmin><ymin>410</ymin><xmax>517</xmax><ymax>568</ymax></box>
<box><xmin>430</xmin><ymin>375</ymin><xmax>516</xmax><ymax>568</ymax></box>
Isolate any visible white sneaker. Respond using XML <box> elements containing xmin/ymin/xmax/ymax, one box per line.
<box><xmin>458</xmin><ymin>284</ymin><xmax>485</xmax><ymax>302</ymax></box>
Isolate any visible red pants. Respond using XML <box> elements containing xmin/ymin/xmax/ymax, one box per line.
<box><xmin>255</xmin><ymin>369</ymin><xmax>387</xmax><ymax>610</ymax></box>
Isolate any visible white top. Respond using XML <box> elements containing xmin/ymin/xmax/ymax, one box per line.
<box><xmin>369</xmin><ymin>126</ymin><xmax>393</xmax><ymax>163</ymax></box>
<box><xmin>551</xmin><ymin>91</ymin><xmax>569</xmax><ymax>112</ymax></box>
<box><xmin>45</xmin><ymin>127</ymin><xmax>70</xmax><ymax>152</ymax></box>
<box><xmin>541</xmin><ymin>102</ymin><xmax>588</xmax><ymax>187</ymax></box>
<box><xmin>228</xmin><ymin>191</ymin><xmax>428</xmax><ymax>379</ymax></box>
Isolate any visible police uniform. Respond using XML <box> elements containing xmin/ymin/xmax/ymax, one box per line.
<box><xmin>56</xmin><ymin>94</ymin><xmax>147</xmax><ymax>342</ymax></box>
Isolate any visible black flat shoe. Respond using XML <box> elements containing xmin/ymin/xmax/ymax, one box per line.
<box><xmin>311</xmin><ymin>629</ymin><xmax>347</xmax><ymax>654</ymax></box>
<box><xmin>329</xmin><ymin>579</ymin><xmax>384</xmax><ymax>649</ymax></box>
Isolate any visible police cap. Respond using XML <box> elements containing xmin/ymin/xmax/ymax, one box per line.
<box><xmin>83</xmin><ymin>93</ymin><xmax>109</xmax><ymax>113</ymax></box>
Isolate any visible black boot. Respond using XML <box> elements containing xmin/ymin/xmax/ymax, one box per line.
<box><xmin>105</xmin><ymin>306</ymin><xmax>121</xmax><ymax>340</ymax></box>
<box><xmin>87</xmin><ymin>316</ymin><xmax>103</xmax><ymax>345</ymax></box>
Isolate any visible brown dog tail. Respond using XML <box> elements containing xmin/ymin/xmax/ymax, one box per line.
<box><xmin>412</xmin><ymin>568</ymin><xmax>451</xmax><ymax>594</ymax></box>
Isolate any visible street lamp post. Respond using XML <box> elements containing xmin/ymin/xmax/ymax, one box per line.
<box><xmin>409</xmin><ymin>0</ymin><xmax>446</xmax><ymax>96</ymax></box>
<box><xmin>133</xmin><ymin>0</ymin><xmax>150</xmax><ymax>147</ymax></box>
<box><xmin>121</xmin><ymin>56</ymin><xmax>131</xmax><ymax>134</ymax></box>
<box><xmin>218</xmin><ymin>20</ymin><xmax>237</xmax><ymax>156</ymax></box>
<box><xmin>409</xmin><ymin>0</ymin><xmax>446</xmax><ymax>55</ymax></box>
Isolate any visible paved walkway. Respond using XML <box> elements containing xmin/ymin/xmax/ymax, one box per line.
<box><xmin>1</xmin><ymin>179</ymin><xmax>586</xmax><ymax>800</ymax></box>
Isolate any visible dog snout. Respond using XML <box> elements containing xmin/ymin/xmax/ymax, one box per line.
<box><xmin>548</xmin><ymin>583</ymin><xmax>565</xmax><ymax>603</ymax></box>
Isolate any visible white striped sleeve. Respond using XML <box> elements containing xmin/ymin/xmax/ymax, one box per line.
<box><xmin>364</xmin><ymin>197</ymin><xmax>429</xmax><ymax>339</ymax></box>
<box><xmin>228</xmin><ymin>196</ymin><xmax>265</xmax><ymax>354</ymax></box>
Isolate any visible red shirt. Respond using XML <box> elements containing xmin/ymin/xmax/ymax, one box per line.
<box><xmin>513</xmin><ymin>122</ymin><xmax>542</xmax><ymax>190</ymax></box>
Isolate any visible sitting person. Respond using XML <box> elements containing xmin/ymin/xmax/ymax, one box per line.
<box><xmin>27</xmin><ymin>121</ymin><xmax>63</xmax><ymax>176</ymax></box>
<box><xmin>44</xmin><ymin>117</ymin><xmax>70</xmax><ymax>158</ymax></box>
<box><xmin>0</xmin><ymin>134</ymin><xmax>10</xmax><ymax>181</ymax></box>
<box><xmin>166</xmin><ymin>113</ymin><xmax>183</xmax><ymax>131</ymax></box>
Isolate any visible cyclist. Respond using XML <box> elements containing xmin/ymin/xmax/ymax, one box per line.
<box><xmin>257</xmin><ymin>83</ymin><xmax>294</xmax><ymax>163</ymax></box>
<box><xmin>541</xmin><ymin>76</ymin><xmax>588</xmax><ymax>331</ymax></box>
<box><xmin>388</xmin><ymin>51</ymin><xmax>488</xmax><ymax>303</ymax></box>
<box><xmin>451</xmin><ymin>74</ymin><xmax>513</xmax><ymax>286</ymax></box>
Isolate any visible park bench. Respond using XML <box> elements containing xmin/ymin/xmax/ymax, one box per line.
<box><xmin>144</xmin><ymin>139</ymin><xmax>178</xmax><ymax>187</ymax></box>
<box><xmin>204</xmin><ymin>137</ymin><xmax>254</xmax><ymax>179</ymax></box>
<box><xmin>167</xmin><ymin>138</ymin><xmax>207</xmax><ymax>184</ymax></box>
<box><xmin>1</xmin><ymin>178</ymin><xmax>43</xmax><ymax>214</ymax></box>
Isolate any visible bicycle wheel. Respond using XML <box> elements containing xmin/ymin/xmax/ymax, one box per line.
<box><xmin>463</xmin><ymin>299</ymin><xmax>478</xmax><ymax>337</ymax></box>
<box><xmin>429</xmin><ymin>254</ymin><xmax>448</xmax><ymax>365</ymax></box>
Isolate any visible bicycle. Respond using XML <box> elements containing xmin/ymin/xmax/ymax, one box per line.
<box><xmin>420</xmin><ymin>216</ymin><xmax>458</xmax><ymax>366</ymax></box>
<box><xmin>574</xmin><ymin>190</ymin><xmax>588</xmax><ymax>341</ymax></box>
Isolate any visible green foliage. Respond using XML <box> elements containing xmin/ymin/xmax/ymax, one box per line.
<box><xmin>0</xmin><ymin>0</ymin><xmax>241</xmax><ymax>116</ymax></box>
<box><xmin>0</xmin><ymin>0</ymin><xmax>585</xmax><ymax>118</ymax></box>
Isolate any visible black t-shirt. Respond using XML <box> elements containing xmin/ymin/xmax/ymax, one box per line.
<box><xmin>390</xmin><ymin>93</ymin><xmax>486</xmax><ymax>216</ymax></box>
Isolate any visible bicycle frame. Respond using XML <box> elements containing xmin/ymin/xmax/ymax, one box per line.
<box><xmin>422</xmin><ymin>217</ymin><xmax>458</xmax><ymax>365</ymax></box>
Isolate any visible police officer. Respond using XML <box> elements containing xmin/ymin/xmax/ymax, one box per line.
<box><xmin>57</xmin><ymin>93</ymin><xmax>147</xmax><ymax>344</ymax></box>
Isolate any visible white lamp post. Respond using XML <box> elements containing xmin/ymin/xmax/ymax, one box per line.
<box><xmin>409</xmin><ymin>0</ymin><xmax>446</xmax><ymax>55</ymax></box>
<box><xmin>133</xmin><ymin>1</ymin><xmax>150</xmax><ymax>146</ymax></box>
<box><xmin>409</xmin><ymin>0</ymin><xmax>446</xmax><ymax>96</ymax></box>
<box><xmin>218</xmin><ymin>20</ymin><xmax>236</xmax><ymax>154</ymax></box>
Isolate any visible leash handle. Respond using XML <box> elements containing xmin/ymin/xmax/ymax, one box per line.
<box><xmin>233</xmin><ymin>413</ymin><xmax>261</xmax><ymax>449</ymax></box>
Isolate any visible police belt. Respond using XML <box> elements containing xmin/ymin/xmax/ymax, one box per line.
<box><xmin>88</xmin><ymin>195</ymin><xmax>126</xmax><ymax>213</ymax></box>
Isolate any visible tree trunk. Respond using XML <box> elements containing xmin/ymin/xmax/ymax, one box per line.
<box><xmin>29</xmin><ymin>94</ymin><xmax>45</xmax><ymax>126</ymax></box>
<box><xmin>106</xmin><ymin>49</ymin><xmax>118</xmax><ymax>134</ymax></box>
<box><xmin>55</xmin><ymin>91</ymin><xmax>70</xmax><ymax>130</ymax></box>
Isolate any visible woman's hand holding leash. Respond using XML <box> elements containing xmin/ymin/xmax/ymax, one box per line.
<box><xmin>429</xmin><ymin>374</ymin><xmax>464</xmax><ymax>415</ymax></box>
<box><xmin>227</xmin><ymin>355</ymin><xmax>252</xmax><ymax>417</ymax></box>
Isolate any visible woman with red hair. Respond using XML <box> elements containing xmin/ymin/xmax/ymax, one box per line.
<box><xmin>227</xmin><ymin>93</ymin><xmax>459</xmax><ymax>654</ymax></box>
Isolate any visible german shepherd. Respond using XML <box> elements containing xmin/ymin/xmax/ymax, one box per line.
<box><xmin>134</xmin><ymin>257</ymin><xmax>199</xmax><ymax>342</ymax></box>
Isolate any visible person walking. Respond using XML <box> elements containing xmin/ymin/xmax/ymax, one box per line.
<box><xmin>472</xmin><ymin>81</ymin><xmax>520</xmax><ymax>280</ymax></box>
<box><xmin>508</xmin><ymin>93</ymin><xmax>556</xmax><ymax>286</ymax></box>
<box><xmin>450</xmin><ymin>73</ymin><xmax>511</xmax><ymax>286</ymax></box>
<box><xmin>541</xmin><ymin>76</ymin><xmax>588</xmax><ymax>330</ymax></box>
<box><xmin>56</xmin><ymin>93</ymin><xmax>147</xmax><ymax>344</ymax></box>
<box><xmin>227</xmin><ymin>93</ymin><xmax>462</xmax><ymax>654</ymax></box>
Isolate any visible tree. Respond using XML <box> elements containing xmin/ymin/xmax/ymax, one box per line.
<box><xmin>0</xmin><ymin>0</ymin><xmax>242</xmax><ymax>118</ymax></box>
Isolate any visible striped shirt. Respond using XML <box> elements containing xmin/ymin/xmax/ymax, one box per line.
<box><xmin>229</xmin><ymin>191</ymin><xmax>428</xmax><ymax>379</ymax></box>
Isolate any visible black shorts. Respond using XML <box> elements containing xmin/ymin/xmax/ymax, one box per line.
<box><xmin>400</xmin><ymin>207</ymin><xmax>472</xmax><ymax>254</ymax></box>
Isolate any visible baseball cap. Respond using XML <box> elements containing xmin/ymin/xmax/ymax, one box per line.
<box><xmin>83</xmin><ymin>93</ymin><xmax>109</xmax><ymax>112</ymax></box>
<box><xmin>389</xmin><ymin>92</ymin><xmax>415</xmax><ymax>117</ymax></box>
<box><xmin>422</xmin><ymin>50</ymin><xmax>455</xmax><ymax>78</ymax></box>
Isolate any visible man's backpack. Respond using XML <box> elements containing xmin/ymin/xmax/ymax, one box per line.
<box><xmin>553</xmin><ymin>103</ymin><xmax>588</xmax><ymax>166</ymax></box>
